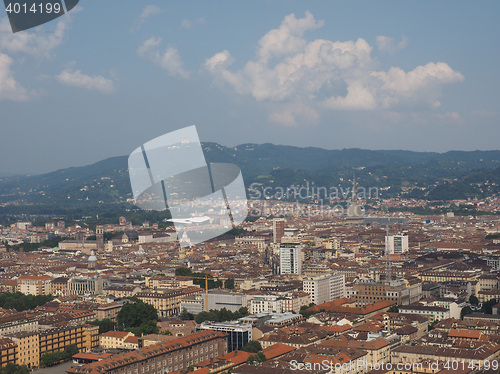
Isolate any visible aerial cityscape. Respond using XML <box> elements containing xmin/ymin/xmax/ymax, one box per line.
<box><xmin>1</xmin><ymin>1</ymin><xmax>500</xmax><ymax>374</ymax></box>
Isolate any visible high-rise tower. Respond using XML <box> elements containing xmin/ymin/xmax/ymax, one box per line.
<box><xmin>96</xmin><ymin>225</ymin><xmax>104</xmax><ymax>251</ymax></box>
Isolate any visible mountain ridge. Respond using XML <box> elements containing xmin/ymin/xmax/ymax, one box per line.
<box><xmin>1</xmin><ymin>143</ymin><xmax>500</xmax><ymax>211</ymax></box>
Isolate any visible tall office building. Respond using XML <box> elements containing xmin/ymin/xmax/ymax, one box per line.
<box><xmin>280</xmin><ymin>243</ymin><xmax>302</xmax><ymax>275</ymax></box>
<box><xmin>303</xmin><ymin>273</ymin><xmax>346</xmax><ymax>305</ymax></box>
<box><xmin>385</xmin><ymin>234</ymin><xmax>409</xmax><ymax>254</ymax></box>
<box><xmin>273</xmin><ymin>218</ymin><xmax>285</xmax><ymax>244</ymax></box>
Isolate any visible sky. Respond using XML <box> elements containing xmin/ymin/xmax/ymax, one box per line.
<box><xmin>0</xmin><ymin>1</ymin><xmax>499</xmax><ymax>175</ymax></box>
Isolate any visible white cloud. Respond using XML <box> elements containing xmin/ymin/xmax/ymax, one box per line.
<box><xmin>137</xmin><ymin>37</ymin><xmax>189</xmax><ymax>78</ymax></box>
<box><xmin>0</xmin><ymin>16</ymin><xmax>68</xmax><ymax>58</ymax></box>
<box><xmin>181</xmin><ymin>19</ymin><xmax>193</xmax><ymax>29</ymax></box>
<box><xmin>140</xmin><ymin>5</ymin><xmax>161</xmax><ymax>21</ymax></box>
<box><xmin>132</xmin><ymin>5</ymin><xmax>161</xmax><ymax>31</ymax></box>
<box><xmin>0</xmin><ymin>53</ymin><xmax>30</xmax><ymax>101</ymax></box>
<box><xmin>181</xmin><ymin>17</ymin><xmax>206</xmax><ymax>29</ymax></box>
<box><xmin>56</xmin><ymin>69</ymin><xmax>115</xmax><ymax>93</ymax></box>
<box><xmin>376</xmin><ymin>35</ymin><xmax>408</xmax><ymax>53</ymax></box>
<box><xmin>204</xmin><ymin>11</ymin><xmax>464</xmax><ymax>126</ymax></box>
<box><xmin>269</xmin><ymin>103</ymin><xmax>319</xmax><ymax>127</ymax></box>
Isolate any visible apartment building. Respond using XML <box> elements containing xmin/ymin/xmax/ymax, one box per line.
<box><xmin>249</xmin><ymin>295</ymin><xmax>282</xmax><ymax>314</ymax></box>
<box><xmin>136</xmin><ymin>286</ymin><xmax>202</xmax><ymax>317</ymax></box>
<box><xmin>96</xmin><ymin>303</ymin><xmax>122</xmax><ymax>322</ymax></box>
<box><xmin>103</xmin><ymin>285</ymin><xmax>142</xmax><ymax>298</ymax></box>
<box><xmin>67</xmin><ymin>330</ymin><xmax>228</xmax><ymax>374</ymax></box>
<box><xmin>39</xmin><ymin>324</ymin><xmax>99</xmax><ymax>356</ymax></box>
<box><xmin>99</xmin><ymin>331</ymin><xmax>135</xmax><ymax>349</ymax></box>
<box><xmin>51</xmin><ymin>277</ymin><xmax>69</xmax><ymax>297</ymax></box>
<box><xmin>0</xmin><ymin>338</ymin><xmax>17</xmax><ymax>369</ymax></box>
<box><xmin>353</xmin><ymin>277</ymin><xmax>421</xmax><ymax>306</ymax></box>
<box><xmin>303</xmin><ymin>273</ymin><xmax>346</xmax><ymax>305</ymax></box>
<box><xmin>399</xmin><ymin>303</ymin><xmax>450</xmax><ymax>322</ymax></box>
<box><xmin>144</xmin><ymin>276</ymin><xmax>194</xmax><ymax>290</ymax></box>
<box><xmin>6</xmin><ymin>331</ymin><xmax>39</xmax><ymax>368</ymax></box>
<box><xmin>0</xmin><ymin>314</ymin><xmax>39</xmax><ymax>337</ymax></box>
<box><xmin>17</xmin><ymin>275</ymin><xmax>52</xmax><ymax>296</ymax></box>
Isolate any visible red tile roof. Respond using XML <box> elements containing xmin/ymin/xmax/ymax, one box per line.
<box><xmin>262</xmin><ymin>343</ymin><xmax>296</xmax><ymax>359</ymax></box>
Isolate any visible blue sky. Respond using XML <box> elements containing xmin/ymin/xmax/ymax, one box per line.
<box><xmin>0</xmin><ymin>1</ymin><xmax>499</xmax><ymax>175</ymax></box>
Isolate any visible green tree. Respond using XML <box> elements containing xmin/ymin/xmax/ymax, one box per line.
<box><xmin>242</xmin><ymin>340</ymin><xmax>262</xmax><ymax>353</ymax></box>
<box><xmin>299</xmin><ymin>305</ymin><xmax>318</xmax><ymax>319</ymax></box>
<box><xmin>461</xmin><ymin>306</ymin><xmax>473</xmax><ymax>319</ymax></box>
<box><xmin>247</xmin><ymin>352</ymin><xmax>266</xmax><ymax>363</ymax></box>
<box><xmin>469</xmin><ymin>295</ymin><xmax>479</xmax><ymax>305</ymax></box>
<box><xmin>0</xmin><ymin>292</ymin><xmax>53</xmax><ymax>311</ymax></box>
<box><xmin>2</xmin><ymin>364</ymin><xmax>29</xmax><ymax>374</ymax></box>
<box><xmin>175</xmin><ymin>267</ymin><xmax>193</xmax><ymax>277</ymax></box>
<box><xmin>117</xmin><ymin>300</ymin><xmax>158</xmax><ymax>331</ymax></box>
<box><xmin>195</xmin><ymin>307</ymin><xmax>249</xmax><ymax>324</ymax></box>
<box><xmin>180</xmin><ymin>308</ymin><xmax>194</xmax><ymax>321</ymax></box>
<box><xmin>482</xmin><ymin>298</ymin><xmax>498</xmax><ymax>314</ymax></box>
<box><xmin>64</xmin><ymin>344</ymin><xmax>79</xmax><ymax>357</ymax></box>
<box><xmin>86</xmin><ymin>318</ymin><xmax>114</xmax><ymax>334</ymax></box>
<box><xmin>388</xmin><ymin>305</ymin><xmax>399</xmax><ymax>313</ymax></box>
<box><xmin>428</xmin><ymin>320</ymin><xmax>439</xmax><ymax>331</ymax></box>
<box><xmin>39</xmin><ymin>352</ymin><xmax>58</xmax><ymax>367</ymax></box>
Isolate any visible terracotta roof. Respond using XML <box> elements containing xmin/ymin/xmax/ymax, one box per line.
<box><xmin>262</xmin><ymin>343</ymin><xmax>296</xmax><ymax>359</ymax></box>
<box><xmin>220</xmin><ymin>350</ymin><xmax>252</xmax><ymax>365</ymax></box>
<box><xmin>18</xmin><ymin>275</ymin><xmax>51</xmax><ymax>280</ymax></box>
<box><xmin>72</xmin><ymin>353</ymin><xmax>113</xmax><ymax>361</ymax></box>
<box><xmin>308</xmin><ymin>299</ymin><xmax>395</xmax><ymax>315</ymax></box>
<box><xmin>100</xmin><ymin>331</ymin><xmax>132</xmax><ymax>339</ymax></box>
<box><xmin>124</xmin><ymin>336</ymin><xmax>139</xmax><ymax>344</ymax></box>
<box><xmin>448</xmin><ymin>328</ymin><xmax>481</xmax><ymax>339</ymax></box>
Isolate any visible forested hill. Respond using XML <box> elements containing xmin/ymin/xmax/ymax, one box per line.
<box><xmin>1</xmin><ymin>144</ymin><xmax>500</xmax><ymax>211</ymax></box>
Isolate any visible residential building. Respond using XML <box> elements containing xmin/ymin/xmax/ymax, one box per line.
<box><xmin>280</xmin><ymin>243</ymin><xmax>302</xmax><ymax>275</ymax></box>
<box><xmin>17</xmin><ymin>275</ymin><xmax>52</xmax><ymax>296</ymax></box>
<box><xmin>51</xmin><ymin>277</ymin><xmax>69</xmax><ymax>297</ymax></box>
<box><xmin>144</xmin><ymin>276</ymin><xmax>193</xmax><ymax>290</ymax></box>
<box><xmin>67</xmin><ymin>330</ymin><xmax>228</xmax><ymax>374</ymax></box>
<box><xmin>96</xmin><ymin>303</ymin><xmax>122</xmax><ymax>322</ymax></box>
<box><xmin>99</xmin><ymin>331</ymin><xmax>135</xmax><ymax>349</ymax></box>
<box><xmin>103</xmin><ymin>285</ymin><xmax>142</xmax><ymax>298</ymax></box>
<box><xmin>0</xmin><ymin>338</ymin><xmax>17</xmax><ymax>369</ymax></box>
<box><xmin>352</xmin><ymin>277</ymin><xmax>421</xmax><ymax>306</ymax></box>
<box><xmin>385</xmin><ymin>234</ymin><xmax>409</xmax><ymax>254</ymax></box>
<box><xmin>273</xmin><ymin>218</ymin><xmax>285</xmax><ymax>244</ymax></box>
<box><xmin>303</xmin><ymin>273</ymin><xmax>346</xmax><ymax>305</ymax></box>
<box><xmin>40</xmin><ymin>324</ymin><xmax>98</xmax><ymax>356</ymax></box>
<box><xmin>6</xmin><ymin>331</ymin><xmax>39</xmax><ymax>368</ymax></box>
<box><xmin>399</xmin><ymin>303</ymin><xmax>450</xmax><ymax>322</ymax></box>
<box><xmin>249</xmin><ymin>295</ymin><xmax>282</xmax><ymax>314</ymax></box>
<box><xmin>136</xmin><ymin>287</ymin><xmax>202</xmax><ymax>317</ymax></box>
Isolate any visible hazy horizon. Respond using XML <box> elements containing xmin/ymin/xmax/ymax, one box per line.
<box><xmin>2</xmin><ymin>141</ymin><xmax>500</xmax><ymax>177</ymax></box>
